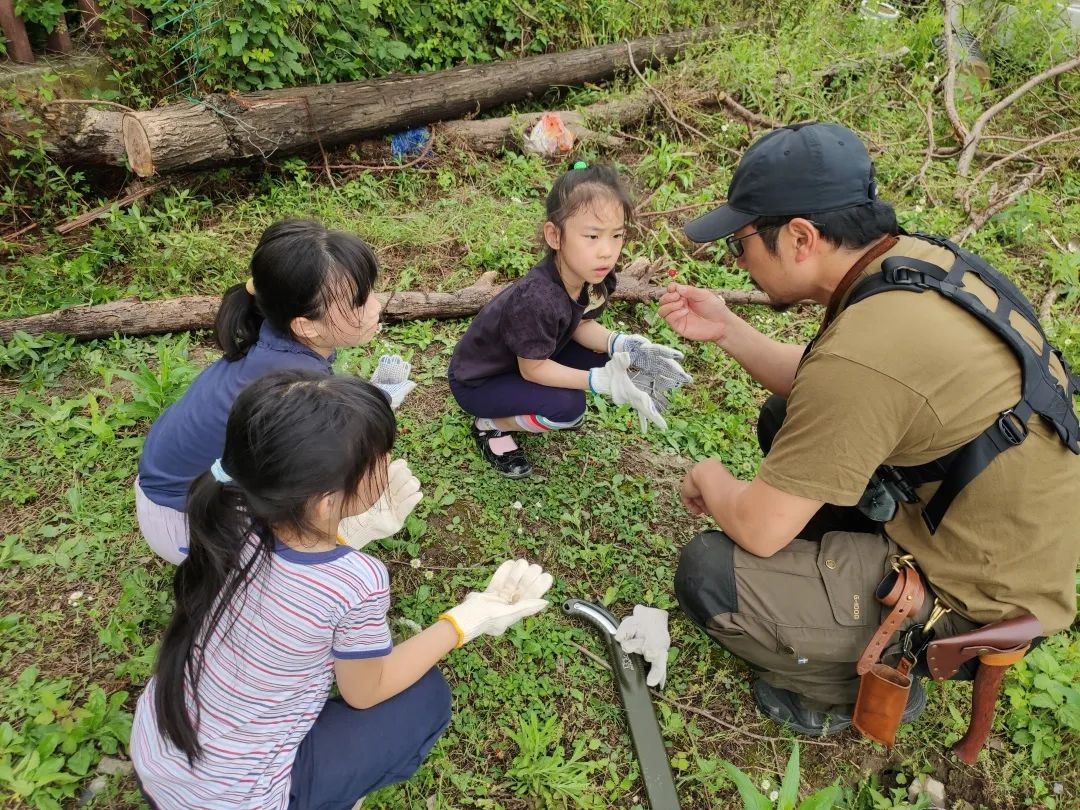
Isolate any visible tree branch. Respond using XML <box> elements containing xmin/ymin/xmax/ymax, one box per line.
<box><xmin>952</xmin><ymin>166</ymin><xmax>1048</xmax><ymax>244</ymax></box>
<box><xmin>625</xmin><ymin>41</ymin><xmax>716</xmax><ymax>147</ymax></box>
<box><xmin>896</xmin><ymin>83</ymin><xmax>938</xmax><ymax>206</ymax></box>
<box><xmin>713</xmin><ymin>91</ymin><xmax>783</xmax><ymax>131</ymax></box>
<box><xmin>566</xmin><ymin>641</ymin><xmax>838</xmax><ymax>748</ymax></box>
<box><xmin>967</xmin><ymin>124</ymin><xmax>1080</xmax><ymax>190</ymax></box>
<box><xmin>956</xmin><ymin>54</ymin><xmax>1080</xmax><ymax>176</ymax></box>
<box><xmin>0</xmin><ymin>268</ymin><xmax>789</xmax><ymax>342</ymax></box>
<box><xmin>942</xmin><ymin>0</ymin><xmax>969</xmax><ymax>145</ymax></box>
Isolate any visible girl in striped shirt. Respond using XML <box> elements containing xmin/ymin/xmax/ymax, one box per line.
<box><xmin>131</xmin><ymin>369</ymin><xmax>552</xmax><ymax>809</ymax></box>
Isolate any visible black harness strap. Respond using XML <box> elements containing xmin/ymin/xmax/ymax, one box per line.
<box><xmin>843</xmin><ymin>234</ymin><xmax>1080</xmax><ymax>534</ymax></box>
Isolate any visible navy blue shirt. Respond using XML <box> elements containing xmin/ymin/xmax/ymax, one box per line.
<box><xmin>449</xmin><ymin>254</ymin><xmax>616</xmax><ymax>385</ymax></box>
<box><xmin>137</xmin><ymin>323</ymin><xmax>334</xmax><ymax>510</ymax></box>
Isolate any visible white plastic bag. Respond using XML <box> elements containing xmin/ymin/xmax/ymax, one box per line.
<box><xmin>523</xmin><ymin>112</ymin><xmax>575</xmax><ymax>156</ymax></box>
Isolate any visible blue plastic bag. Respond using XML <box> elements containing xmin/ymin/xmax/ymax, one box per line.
<box><xmin>390</xmin><ymin>127</ymin><xmax>432</xmax><ymax>159</ymax></box>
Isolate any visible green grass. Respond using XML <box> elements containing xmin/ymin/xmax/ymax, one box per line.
<box><xmin>2</xmin><ymin>1</ymin><xmax>1079</xmax><ymax>808</ymax></box>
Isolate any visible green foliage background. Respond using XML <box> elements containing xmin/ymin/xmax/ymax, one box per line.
<box><xmin>1</xmin><ymin>1</ymin><xmax>1079</xmax><ymax>808</ymax></box>
<box><xmin>3</xmin><ymin>0</ymin><xmax>711</xmax><ymax>96</ymax></box>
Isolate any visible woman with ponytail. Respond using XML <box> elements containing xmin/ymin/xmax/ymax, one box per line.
<box><xmin>136</xmin><ymin>219</ymin><xmax>420</xmax><ymax>564</ymax></box>
<box><xmin>130</xmin><ymin>369</ymin><xmax>552</xmax><ymax>809</ymax></box>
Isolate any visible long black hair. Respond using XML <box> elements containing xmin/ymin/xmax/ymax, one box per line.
<box><xmin>153</xmin><ymin>369</ymin><xmax>396</xmax><ymax>763</ymax></box>
<box><xmin>215</xmin><ymin>219</ymin><xmax>381</xmax><ymax>360</ymax></box>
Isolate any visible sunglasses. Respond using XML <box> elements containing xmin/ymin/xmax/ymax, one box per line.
<box><xmin>724</xmin><ymin>225</ymin><xmax>780</xmax><ymax>259</ymax></box>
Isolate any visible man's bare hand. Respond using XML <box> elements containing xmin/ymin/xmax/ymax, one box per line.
<box><xmin>659</xmin><ymin>284</ymin><xmax>731</xmax><ymax>344</ymax></box>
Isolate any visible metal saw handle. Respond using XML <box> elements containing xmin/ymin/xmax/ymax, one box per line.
<box><xmin>563</xmin><ymin>599</ymin><xmax>681</xmax><ymax>809</ymax></box>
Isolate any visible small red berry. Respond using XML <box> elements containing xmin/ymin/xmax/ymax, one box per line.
<box><xmin>666</xmin><ymin>268</ymin><xmax>678</xmax><ymax>278</ymax></box>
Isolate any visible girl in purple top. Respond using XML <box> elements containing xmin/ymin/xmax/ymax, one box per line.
<box><xmin>136</xmin><ymin>219</ymin><xmax>419</xmax><ymax>563</ymax></box>
<box><xmin>131</xmin><ymin>369</ymin><xmax>552</xmax><ymax>809</ymax></box>
<box><xmin>448</xmin><ymin>163</ymin><xmax>689</xmax><ymax>477</ymax></box>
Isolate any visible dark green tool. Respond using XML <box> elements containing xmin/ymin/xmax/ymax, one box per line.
<box><xmin>563</xmin><ymin>599</ymin><xmax>681</xmax><ymax>809</ymax></box>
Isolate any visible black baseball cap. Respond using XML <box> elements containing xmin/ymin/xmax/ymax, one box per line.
<box><xmin>685</xmin><ymin>122</ymin><xmax>878</xmax><ymax>243</ymax></box>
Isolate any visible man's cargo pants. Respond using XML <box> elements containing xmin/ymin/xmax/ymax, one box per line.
<box><xmin>674</xmin><ymin>395</ymin><xmax>975</xmax><ymax>709</ymax></box>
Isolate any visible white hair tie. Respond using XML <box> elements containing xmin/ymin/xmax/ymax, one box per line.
<box><xmin>210</xmin><ymin>459</ymin><xmax>233</xmax><ymax>483</ymax></box>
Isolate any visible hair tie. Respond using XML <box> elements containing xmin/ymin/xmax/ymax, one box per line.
<box><xmin>210</xmin><ymin>459</ymin><xmax>233</xmax><ymax>483</ymax></box>
<box><xmin>244</xmin><ymin>278</ymin><xmax>256</xmax><ymax>296</ymax></box>
<box><xmin>572</xmin><ymin>160</ymin><xmax>588</xmax><ymax>170</ymax></box>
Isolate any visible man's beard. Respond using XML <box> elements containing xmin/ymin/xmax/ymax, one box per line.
<box><xmin>749</xmin><ymin>278</ymin><xmax>795</xmax><ymax>313</ymax></box>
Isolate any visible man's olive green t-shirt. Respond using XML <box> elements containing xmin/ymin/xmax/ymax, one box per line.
<box><xmin>759</xmin><ymin>235</ymin><xmax>1080</xmax><ymax>634</ymax></box>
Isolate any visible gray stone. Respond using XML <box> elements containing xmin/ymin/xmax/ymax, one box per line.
<box><xmin>924</xmin><ymin>776</ymin><xmax>946</xmax><ymax>808</ymax></box>
<box><xmin>96</xmin><ymin>755</ymin><xmax>133</xmax><ymax>776</ymax></box>
<box><xmin>908</xmin><ymin>778</ymin><xmax>922</xmax><ymax>803</ymax></box>
<box><xmin>76</xmin><ymin>775</ymin><xmax>108</xmax><ymax>807</ymax></box>
<box><xmin>908</xmin><ymin>775</ymin><xmax>947</xmax><ymax>809</ymax></box>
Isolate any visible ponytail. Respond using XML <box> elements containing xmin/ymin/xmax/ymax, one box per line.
<box><xmin>151</xmin><ymin>369</ymin><xmax>396</xmax><ymax>763</ymax></box>
<box><xmin>154</xmin><ymin>473</ymin><xmax>273</xmax><ymax>764</ymax></box>
<box><xmin>215</xmin><ymin>283</ymin><xmax>263</xmax><ymax>360</ymax></box>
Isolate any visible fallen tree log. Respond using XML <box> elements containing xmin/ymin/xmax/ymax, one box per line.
<box><xmin>436</xmin><ymin>94</ymin><xmax>661</xmax><ymax>154</ymax></box>
<box><xmin>0</xmin><ymin>260</ymin><xmax>786</xmax><ymax>341</ymax></box>
<box><xmin>28</xmin><ymin>94</ymin><xmax>683</xmax><ymax>239</ymax></box>
<box><xmin>22</xmin><ymin>27</ymin><xmax>724</xmax><ymax>177</ymax></box>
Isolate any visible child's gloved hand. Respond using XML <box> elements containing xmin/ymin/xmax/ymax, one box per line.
<box><xmin>610</xmin><ymin>332</ymin><xmax>692</xmax><ymax>394</ymax></box>
<box><xmin>628</xmin><ymin>364</ymin><xmax>692</xmax><ymax>413</ymax></box>
<box><xmin>608</xmin><ymin>332</ymin><xmax>684</xmax><ymax>362</ymax></box>
<box><xmin>484</xmin><ymin>559</ymin><xmax>554</xmax><ymax>603</ymax></box>
<box><xmin>614</xmin><ymin>605</ymin><xmax>671</xmax><ymax>688</ymax></box>
<box><xmin>338</xmin><ymin>459</ymin><xmax>422</xmax><ymax>549</ymax></box>
<box><xmin>439</xmin><ymin>559</ymin><xmax>553</xmax><ymax>647</ymax></box>
<box><xmin>588</xmin><ymin>353</ymin><xmax>667</xmax><ymax>434</ymax></box>
<box><xmin>369</xmin><ymin>355</ymin><xmax>417</xmax><ymax>410</ymax></box>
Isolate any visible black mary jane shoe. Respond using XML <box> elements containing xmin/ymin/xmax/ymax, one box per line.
<box><xmin>471</xmin><ymin>425</ymin><xmax>533</xmax><ymax>478</ymax></box>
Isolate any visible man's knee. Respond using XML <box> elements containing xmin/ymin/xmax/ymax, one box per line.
<box><xmin>757</xmin><ymin>394</ymin><xmax>788</xmax><ymax>456</ymax></box>
<box><xmin>675</xmin><ymin>531</ymin><xmax>738</xmax><ymax>628</ymax></box>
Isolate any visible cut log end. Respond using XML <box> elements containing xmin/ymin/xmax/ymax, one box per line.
<box><xmin>123</xmin><ymin>115</ymin><xmax>155</xmax><ymax>177</ymax></box>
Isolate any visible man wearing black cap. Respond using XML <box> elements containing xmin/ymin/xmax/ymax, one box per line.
<box><xmin>659</xmin><ymin>122</ymin><xmax>1080</xmax><ymax>737</ymax></box>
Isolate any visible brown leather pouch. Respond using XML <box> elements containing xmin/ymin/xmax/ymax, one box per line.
<box><xmin>853</xmin><ymin>662</ymin><xmax>911</xmax><ymax>747</ymax></box>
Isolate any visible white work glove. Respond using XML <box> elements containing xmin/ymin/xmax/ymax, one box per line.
<box><xmin>614</xmin><ymin>605</ymin><xmax>671</xmax><ymax>688</ymax></box>
<box><xmin>369</xmin><ymin>355</ymin><xmax>416</xmax><ymax>410</ymax></box>
<box><xmin>439</xmin><ymin>559</ymin><xmax>553</xmax><ymax>647</ymax></box>
<box><xmin>338</xmin><ymin>459</ymin><xmax>422</xmax><ymax>549</ymax></box>
<box><xmin>609</xmin><ymin>333</ymin><xmax>691</xmax><ymax>412</ymax></box>
<box><xmin>588</xmin><ymin>353</ymin><xmax>667</xmax><ymax>434</ymax></box>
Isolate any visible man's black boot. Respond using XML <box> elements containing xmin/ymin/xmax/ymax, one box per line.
<box><xmin>752</xmin><ymin>678</ymin><xmax>926</xmax><ymax>737</ymax></box>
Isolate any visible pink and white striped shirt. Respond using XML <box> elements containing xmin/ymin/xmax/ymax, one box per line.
<box><xmin>131</xmin><ymin>541</ymin><xmax>392</xmax><ymax>809</ymax></box>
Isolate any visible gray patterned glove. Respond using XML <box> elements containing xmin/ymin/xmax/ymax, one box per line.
<box><xmin>369</xmin><ymin>355</ymin><xmax>416</xmax><ymax>410</ymax></box>
<box><xmin>609</xmin><ymin>332</ymin><xmax>692</xmax><ymax>395</ymax></box>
